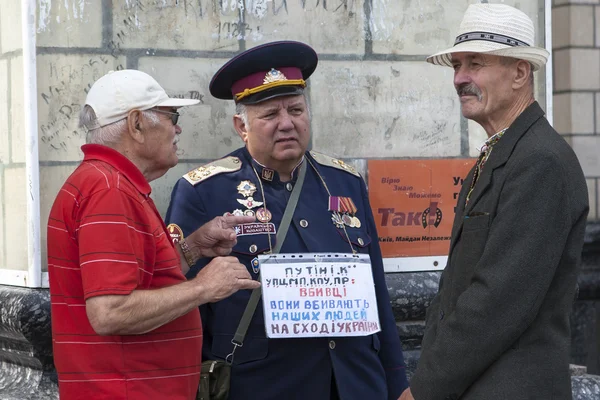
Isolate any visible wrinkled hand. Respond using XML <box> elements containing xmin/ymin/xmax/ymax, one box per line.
<box><xmin>192</xmin><ymin>256</ymin><xmax>260</xmax><ymax>303</ymax></box>
<box><xmin>398</xmin><ymin>388</ymin><xmax>414</xmax><ymax>400</ymax></box>
<box><xmin>187</xmin><ymin>215</ymin><xmax>254</xmax><ymax>258</ymax></box>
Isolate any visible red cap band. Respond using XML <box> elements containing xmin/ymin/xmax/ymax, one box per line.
<box><xmin>231</xmin><ymin>67</ymin><xmax>303</xmax><ymax>97</ymax></box>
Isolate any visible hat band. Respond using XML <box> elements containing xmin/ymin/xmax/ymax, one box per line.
<box><xmin>235</xmin><ymin>79</ymin><xmax>306</xmax><ymax>102</ymax></box>
<box><xmin>454</xmin><ymin>31</ymin><xmax>530</xmax><ymax>47</ymax></box>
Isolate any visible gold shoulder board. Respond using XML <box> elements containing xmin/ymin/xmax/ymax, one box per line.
<box><xmin>309</xmin><ymin>151</ymin><xmax>360</xmax><ymax>177</ymax></box>
<box><xmin>183</xmin><ymin>156</ymin><xmax>242</xmax><ymax>186</ymax></box>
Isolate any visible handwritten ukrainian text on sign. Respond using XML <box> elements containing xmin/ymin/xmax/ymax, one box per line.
<box><xmin>368</xmin><ymin>159</ymin><xmax>475</xmax><ymax>257</ymax></box>
<box><xmin>259</xmin><ymin>253</ymin><xmax>380</xmax><ymax>339</ymax></box>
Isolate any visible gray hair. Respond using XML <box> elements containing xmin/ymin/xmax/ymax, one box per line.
<box><xmin>80</xmin><ymin>105</ymin><xmax>160</xmax><ymax>145</ymax></box>
<box><xmin>235</xmin><ymin>102</ymin><xmax>250</xmax><ymax>127</ymax></box>
<box><xmin>235</xmin><ymin>92</ymin><xmax>311</xmax><ymax>127</ymax></box>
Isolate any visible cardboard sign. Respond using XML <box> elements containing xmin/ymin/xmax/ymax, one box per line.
<box><xmin>259</xmin><ymin>253</ymin><xmax>381</xmax><ymax>338</ymax></box>
<box><xmin>368</xmin><ymin>159</ymin><xmax>475</xmax><ymax>257</ymax></box>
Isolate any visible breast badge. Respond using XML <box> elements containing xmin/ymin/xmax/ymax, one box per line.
<box><xmin>225</xmin><ymin>209</ymin><xmax>245</xmax><ymax>217</ymax></box>
<box><xmin>237</xmin><ymin>180</ymin><xmax>257</xmax><ymax>197</ymax></box>
<box><xmin>256</xmin><ymin>207</ymin><xmax>272</xmax><ymax>223</ymax></box>
<box><xmin>251</xmin><ymin>257</ymin><xmax>260</xmax><ymax>274</ymax></box>
<box><xmin>237</xmin><ymin>196</ymin><xmax>264</xmax><ymax>210</ymax></box>
<box><xmin>231</xmin><ymin>180</ymin><xmax>273</xmax><ymax>236</ymax></box>
<box><xmin>166</xmin><ymin>223</ymin><xmax>184</xmax><ymax>245</ymax></box>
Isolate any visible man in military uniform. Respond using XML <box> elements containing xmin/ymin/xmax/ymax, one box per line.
<box><xmin>165</xmin><ymin>41</ymin><xmax>408</xmax><ymax>400</ymax></box>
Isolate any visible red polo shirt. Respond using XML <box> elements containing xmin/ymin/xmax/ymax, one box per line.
<box><xmin>48</xmin><ymin>144</ymin><xmax>202</xmax><ymax>400</ymax></box>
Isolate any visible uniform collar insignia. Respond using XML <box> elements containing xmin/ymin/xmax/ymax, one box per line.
<box><xmin>261</xmin><ymin>168</ymin><xmax>274</xmax><ymax>182</ymax></box>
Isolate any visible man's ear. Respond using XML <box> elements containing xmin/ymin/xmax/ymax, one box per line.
<box><xmin>233</xmin><ymin>114</ymin><xmax>249</xmax><ymax>143</ymax></box>
<box><xmin>512</xmin><ymin>59</ymin><xmax>531</xmax><ymax>90</ymax></box>
<box><xmin>126</xmin><ymin>110</ymin><xmax>144</xmax><ymax>144</ymax></box>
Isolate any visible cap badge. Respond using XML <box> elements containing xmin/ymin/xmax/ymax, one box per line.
<box><xmin>263</xmin><ymin>68</ymin><xmax>288</xmax><ymax>84</ymax></box>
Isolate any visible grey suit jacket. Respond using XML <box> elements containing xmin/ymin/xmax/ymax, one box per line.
<box><xmin>410</xmin><ymin>102</ymin><xmax>589</xmax><ymax>400</ymax></box>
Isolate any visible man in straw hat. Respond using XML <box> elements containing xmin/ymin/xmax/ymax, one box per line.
<box><xmin>400</xmin><ymin>4</ymin><xmax>588</xmax><ymax>400</ymax></box>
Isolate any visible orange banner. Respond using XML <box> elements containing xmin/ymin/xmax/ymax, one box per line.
<box><xmin>368</xmin><ymin>159</ymin><xmax>475</xmax><ymax>257</ymax></box>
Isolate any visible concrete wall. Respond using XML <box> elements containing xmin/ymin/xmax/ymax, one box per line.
<box><xmin>13</xmin><ymin>0</ymin><xmax>547</xmax><ymax>277</ymax></box>
<box><xmin>552</xmin><ymin>0</ymin><xmax>600</xmax><ymax>375</ymax></box>
<box><xmin>0</xmin><ymin>2</ymin><xmax>28</xmax><ymax>276</ymax></box>
<box><xmin>553</xmin><ymin>0</ymin><xmax>600</xmax><ymax>221</ymax></box>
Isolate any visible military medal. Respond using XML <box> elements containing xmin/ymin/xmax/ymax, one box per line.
<box><xmin>331</xmin><ymin>212</ymin><xmax>345</xmax><ymax>228</ymax></box>
<box><xmin>342</xmin><ymin>214</ymin><xmax>354</xmax><ymax>227</ymax></box>
<box><xmin>244</xmin><ymin>209</ymin><xmax>255</xmax><ymax>217</ymax></box>
<box><xmin>232</xmin><ymin>209</ymin><xmax>244</xmax><ymax>216</ymax></box>
<box><xmin>329</xmin><ymin>196</ymin><xmax>361</xmax><ymax>228</ymax></box>
<box><xmin>256</xmin><ymin>207</ymin><xmax>272</xmax><ymax>223</ymax></box>
<box><xmin>237</xmin><ymin>180</ymin><xmax>257</xmax><ymax>197</ymax></box>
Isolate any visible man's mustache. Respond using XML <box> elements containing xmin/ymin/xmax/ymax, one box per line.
<box><xmin>456</xmin><ymin>83</ymin><xmax>482</xmax><ymax>101</ymax></box>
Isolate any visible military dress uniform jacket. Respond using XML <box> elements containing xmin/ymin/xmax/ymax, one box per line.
<box><xmin>410</xmin><ymin>102</ymin><xmax>589</xmax><ymax>400</ymax></box>
<box><xmin>165</xmin><ymin>147</ymin><xmax>408</xmax><ymax>400</ymax></box>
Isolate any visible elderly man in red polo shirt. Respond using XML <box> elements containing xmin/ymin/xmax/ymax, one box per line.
<box><xmin>47</xmin><ymin>69</ymin><xmax>260</xmax><ymax>400</ymax></box>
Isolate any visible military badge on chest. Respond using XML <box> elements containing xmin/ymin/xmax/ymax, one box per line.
<box><xmin>329</xmin><ymin>196</ymin><xmax>361</xmax><ymax>228</ymax></box>
<box><xmin>226</xmin><ymin>180</ymin><xmax>275</xmax><ymax>237</ymax></box>
<box><xmin>231</xmin><ymin>180</ymin><xmax>272</xmax><ymax>222</ymax></box>
<box><xmin>223</xmin><ymin>180</ymin><xmax>259</xmax><ymax>217</ymax></box>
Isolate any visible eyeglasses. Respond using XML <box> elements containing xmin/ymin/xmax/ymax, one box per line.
<box><xmin>151</xmin><ymin>108</ymin><xmax>180</xmax><ymax>125</ymax></box>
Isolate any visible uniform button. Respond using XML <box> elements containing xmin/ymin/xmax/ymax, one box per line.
<box><xmin>286</xmin><ymin>182</ymin><xmax>293</xmax><ymax>192</ymax></box>
<box><xmin>329</xmin><ymin>340</ymin><xmax>336</xmax><ymax>350</ymax></box>
<box><xmin>357</xmin><ymin>237</ymin><xmax>364</xmax><ymax>246</ymax></box>
<box><xmin>300</xmin><ymin>219</ymin><xmax>309</xmax><ymax>228</ymax></box>
<box><xmin>249</xmin><ymin>244</ymin><xmax>258</xmax><ymax>253</ymax></box>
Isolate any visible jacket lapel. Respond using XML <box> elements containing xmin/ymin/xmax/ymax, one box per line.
<box><xmin>447</xmin><ymin>165</ymin><xmax>473</xmax><ymax>256</ymax></box>
<box><xmin>448</xmin><ymin>102</ymin><xmax>545</xmax><ymax>255</ymax></box>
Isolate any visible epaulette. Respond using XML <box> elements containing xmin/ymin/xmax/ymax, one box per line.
<box><xmin>309</xmin><ymin>151</ymin><xmax>360</xmax><ymax>177</ymax></box>
<box><xmin>183</xmin><ymin>156</ymin><xmax>242</xmax><ymax>186</ymax></box>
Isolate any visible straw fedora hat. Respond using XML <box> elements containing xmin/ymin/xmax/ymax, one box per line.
<box><xmin>427</xmin><ymin>3</ymin><xmax>549</xmax><ymax>71</ymax></box>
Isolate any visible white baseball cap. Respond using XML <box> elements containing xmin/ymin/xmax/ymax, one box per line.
<box><xmin>84</xmin><ymin>69</ymin><xmax>200</xmax><ymax>128</ymax></box>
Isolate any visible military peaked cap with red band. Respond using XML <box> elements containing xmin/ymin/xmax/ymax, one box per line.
<box><xmin>209</xmin><ymin>41</ymin><xmax>318</xmax><ymax>105</ymax></box>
